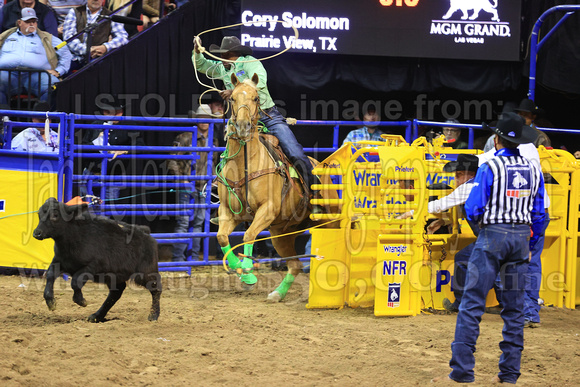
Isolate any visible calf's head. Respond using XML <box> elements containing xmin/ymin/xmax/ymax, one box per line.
<box><xmin>33</xmin><ymin>198</ymin><xmax>89</xmax><ymax>240</ymax></box>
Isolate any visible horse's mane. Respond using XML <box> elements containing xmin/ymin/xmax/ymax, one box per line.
<box><xmin>240</xmin><ymin>79</ymin><xmax>257</xmax><ymax>90</ymax></box>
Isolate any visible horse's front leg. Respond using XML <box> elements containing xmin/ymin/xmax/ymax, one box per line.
<box><xmin>216</xmin><ymin>208</ymin><xmax>253</xmax><ymax>286</ymax></box>
<box><xmin>232</xmin><ymin>202</ymin><xmax>278</xmax><ymax>288</ymax></box>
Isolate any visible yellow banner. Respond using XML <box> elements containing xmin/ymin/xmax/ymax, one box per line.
<box><xmin>0</xmin><ymin>169</ymin><xmax>57</xmax><ymax>270</ymax></box>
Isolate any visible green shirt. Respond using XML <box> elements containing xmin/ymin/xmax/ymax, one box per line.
<box><xmin>192</xmin><ymin>51</ymin><xmax>275</xmax><ymax>110</ymax></box>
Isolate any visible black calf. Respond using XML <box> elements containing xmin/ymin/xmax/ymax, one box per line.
<box><xmin>34</xmin><ymin>198</ymin><xmax>161</xmax><ymax>322</ymax></box>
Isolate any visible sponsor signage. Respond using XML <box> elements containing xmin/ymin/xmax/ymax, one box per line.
<box><xmin>241</xmin><ymin>0</ymin><xmax>521</xmax><ymax>61</ymax></box>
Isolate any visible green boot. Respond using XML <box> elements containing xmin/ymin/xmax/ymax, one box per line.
<box><xmin>274</xmin><ymin>273</ymin><xmax>295</xmax><ymax>300</ymax></box>
<box><xmin>221</xmin><ymin>244</ymin><xmax>257</xmax><ymax>286</ymax></box>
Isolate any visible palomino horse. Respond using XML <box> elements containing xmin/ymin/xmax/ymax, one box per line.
<box><xmin>216</xmin><ymin>73</ymin><xmax>334</xmax><ymax>302</ymax></box>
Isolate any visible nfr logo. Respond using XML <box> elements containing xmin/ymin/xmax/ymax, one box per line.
<box><xmin>383</xmin><ymin>260</ymin><xmax>407</xmax><ymax>276</ymax></box>
<box><xmin>380</xmin><ymin>0</ymin><xmax>419</xmax><ymax>6</ymax></box>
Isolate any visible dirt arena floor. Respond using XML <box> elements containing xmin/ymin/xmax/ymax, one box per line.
<box><xmin>0</xmin><ymin>267</ymin><xmax>578</xmax><ymax>386</ymax></box>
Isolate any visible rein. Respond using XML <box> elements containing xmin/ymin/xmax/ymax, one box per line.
<box><xmin>243</xmin><ymin>142</ymin><xmax>252</xmax><ymax>214</ymax></box>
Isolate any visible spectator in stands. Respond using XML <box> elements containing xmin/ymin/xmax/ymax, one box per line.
<box><xmin>42</xmin><ymin>0</ymin><xmax>86</xmax><ymax>36</ymax></box>
<box><xmin>62</xmin><ymin>0</ymin><xmax>128</xmax><ymax>70</ymax></box>
<box><xmin>0</xmin><ymin>8</ymin><xmax>71</xmax><ymax>105</ymax></box>
<box><xmin>141</xmin><ymin>0</ymin><xmax>174</xmax><ymax>29</ymax></box>
<box><xmin>105</xmin><ymin>0</ymin><xmax>142</xmax><ymax>36</ymax></box>
<box><xmin>168</xmin><ymin>104</ymin><xmax>219</xmax><ymax>262</ymax></box>
<box><xmin>11</xmin><ymin>101</ymin><xmax>59</xmax><ymax>152</ymax></box>
<box><xmin>206</xmin><ymin>91</ymin><xmax>225</xmax><ymax>146</ymax></box>
<box><xmin>79</xmin><ymin>95</ymin><xmax>144</xmax><ymax>200</ymax></box>
<box><xmin>1</xmin><ymin>0</ymin><xmax>58</xmax><ymax>35</ymax></box>
<box><xmin>484</xmin><ymin>99</ymin><xmax>551</xmax><ymax>152</ymax></box>
<box><xmin>342</xmin><ymin>105</ymin><xmax>386</xmax><ymax>147</ymax></box>
<box><xmin>442</xmin><ymin>119</ymin><xmax>468</xmax><ymax>149</ymax></box>
<box><xmin>515</xmin><ymin>98</ymin><xmax>551</xmax><ymax>148</ymax></box>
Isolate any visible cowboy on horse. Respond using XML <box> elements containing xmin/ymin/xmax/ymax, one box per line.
<box><xmin>192</xmin><ymin>36</ymin><xmax>316</xmax><ymax>196</ymax></box>
<box><xmin>191</xmin><ymin>35</ymin><xmax>327</xmax><ymax>301</ymax></box>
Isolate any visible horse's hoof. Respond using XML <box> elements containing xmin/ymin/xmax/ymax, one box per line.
<box><xmin>242</xmin><ymin>282</ymin><xmax>256</xmax><ymax>292</ymax></box>
<box><xmin>45</xmin><ymin>298</ymin><xmax>57</xmax><ymax>311</ymax></box>
<box><xmin>148</xmin><ymin>313</ymin><xmax>159</xmax><ymax>321</ymax></box>
<box><xmin>266</xmin><ymin>290</ymin><xmax>282</xmax><ymax>303</ymax></box>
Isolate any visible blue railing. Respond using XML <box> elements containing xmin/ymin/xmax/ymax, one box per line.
<box><xmin>3</xmin><ymin>109</ymin><xmax>576</xmax><ymax>274</ymax></box>
<box><xmin>528</xmin><ymin>5</ymin><xmax>580</xmax><ymax>100</ymax></box>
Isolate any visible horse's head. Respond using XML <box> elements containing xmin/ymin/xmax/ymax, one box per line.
<box><xmin>230</xmin><ymin>73</ymin><xmax>260</xmax><ymax>141</ymax></box>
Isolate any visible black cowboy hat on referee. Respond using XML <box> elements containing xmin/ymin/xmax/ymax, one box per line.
<box><xmin>443</xmin><ymin>154</ymin><xmax>479</xmax><ymax>173</ymax></box>
<box><xmin>482</xmin><ymin>112</ymin><xmax>538</xmax><ymax>145</ymax></box>
<box><xmin>209</xmin><ymin>36</ymin><xmax>253</xmax><ymax>56</ymax></box>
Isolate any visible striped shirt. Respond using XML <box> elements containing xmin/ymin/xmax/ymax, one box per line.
<box><xmin>466</xmin><ymin>147</ymin><xmax>545</xmax><ymax>248</ymax></box>
<box><xmin>478</xmin><ymin>142</ymin><xmax>550</xmax><ymax>209</ymax></box>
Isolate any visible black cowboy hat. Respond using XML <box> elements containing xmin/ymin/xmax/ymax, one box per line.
<box><xmin>514</xmin><ymin>98</ymin><xmax>538</xmax><ymax>114</ymax></box>
<box><xmin>209</xmin><ymin>36</ymin><xmax>253</xmax><ymax>56</ymax></box>
<box><xmin>96</xmin><ymin>95</ymin><xmax>126</xmax><ymax>111</ymax></box>
<box><xmin>32</xmin><ymin>101</ymin><xmax>51</xmax><ymax>112</ymax></box>
<box><xmin>482</xmin><ymin>112</ymin><xmax>538</xmax><ymax>145</ymax></box>
<box><xmin>443</xmin><ymin>154</ymin><xmax>479</xmax><ymax>173</ymax></box>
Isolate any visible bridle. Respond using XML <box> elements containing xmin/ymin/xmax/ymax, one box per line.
<box><xmin>224</xmin><ymin>88</ymin><xmax>261</xmax><ymax>214</ymax></box>
<box><xmin>228</xmin><ymin>89</ymin><xmax>260</xmax><ymax>140</ymax></box>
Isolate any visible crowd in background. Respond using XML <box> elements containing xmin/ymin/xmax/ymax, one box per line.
<box><xmin>0</xmin><ymin>0</ymin><xmax>182</xmax><ymax>108</ymax></box>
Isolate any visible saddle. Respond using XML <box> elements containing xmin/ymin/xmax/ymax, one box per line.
<box><xmin>259</xmin><ymin>133</ymin><xmax>309</xmax><ymax>202</ymax></box>
<box><xmin>215</xmin><ymin>133</ymin><xmax>308</xmax><ymax>202</ymax></box>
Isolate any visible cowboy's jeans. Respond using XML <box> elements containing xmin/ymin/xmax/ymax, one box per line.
<box><xmin>451</xmin><ymin>242</ymin><xmax>474</xmax><ymax>307</ymax></box>
<box><xmin>259</xmin><ymin>106</ymin><xmax>315</xmax><ymax>192</ymax></box>
<box><xmin>450</xmin><ymin>224</ymin><xmax>529</xmax><ymax>384</ymax></box>
<box><xmin>172</xmin><ymin>190</ymin><xmax>204</xmax><ymax>261</ymax></box>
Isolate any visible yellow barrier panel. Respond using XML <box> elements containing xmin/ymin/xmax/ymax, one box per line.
<box><xmin>308</xmin><ymin>136</ymin><xmax>580</xmax><ymax>315</ymax></box>
<box><xmin>0</xmin><ymin>165</ymin><xmax>57</xmax><ymax>270</ymax></box>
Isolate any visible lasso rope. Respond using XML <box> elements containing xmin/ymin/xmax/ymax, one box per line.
<box><xmin>0</xmin><ymin>189</ymin><xmax>185</xmax><ymax>221</ymax></box>
<box><xmin>221</xmin><ymin>219</ymin><xmax>339</xmax><ymax>273</ymax></box>
<box><xmin>192</xmin><ymin>20</ymin><xmax>299</xmax><ymax>117</ymax></box>
<box><xmin>214</xmin><ymin>134</ymin><xmax>245</xmax><ymax>214</ymax></box>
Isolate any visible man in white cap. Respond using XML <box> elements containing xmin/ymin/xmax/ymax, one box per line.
<box><xmin>0</xmin><ymin>8</ymin><xmax>71</xmax><ymax>105</ymax></box>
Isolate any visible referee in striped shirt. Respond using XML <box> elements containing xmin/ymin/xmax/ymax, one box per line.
<box><xmin>437</xmin><ymin>112</ymin><xmax>546</xmax><ymax>384</ymax></box>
